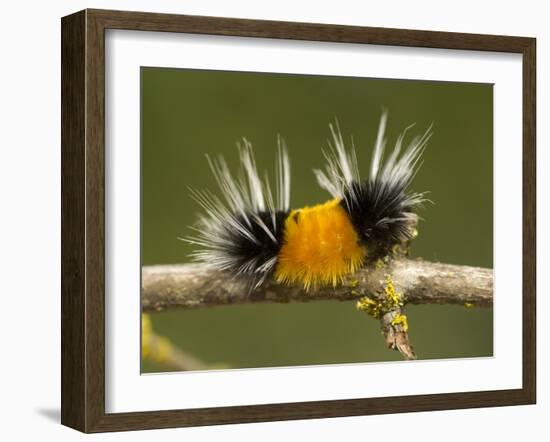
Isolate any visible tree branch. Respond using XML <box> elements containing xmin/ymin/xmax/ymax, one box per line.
<box><xmin>142</xmin><ymin>259</ymin><xmax>492</xmax><ymax>361</ymax></box>
<box><xmin>380</xmin><ymin>310</ymin><xmax>417</xmax><ymax>361</ymax></box>
<box><xmin>141</xmin><ymin>258</ymin><xmax>493</xmax><ymax>312</ymax></box>
<box><xmin>144</xmin><ymin>330</ymin><xmax>210</xmax><ymax>371</ymax></box>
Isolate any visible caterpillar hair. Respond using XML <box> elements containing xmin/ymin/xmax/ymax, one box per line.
<box><xmin>184</xmin><ymin>111</ymin><xmax>432</xmax><ymax>290</ymax></box>
<box><xmin>184</xmin><ymin>137</ymin><xmax>291</xmax><ymax>288</ymax></box>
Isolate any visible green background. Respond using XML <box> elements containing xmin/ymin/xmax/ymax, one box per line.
<box><xmin>141</xmin><ymin>67</ymin><xmax>493</xmax><ymax>372</ymax></box>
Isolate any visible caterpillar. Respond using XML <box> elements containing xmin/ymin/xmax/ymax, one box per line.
<box><xmin>184</xmin><ymin>112</ymin><xmax>432</xmax><ymax>290</ymax></box>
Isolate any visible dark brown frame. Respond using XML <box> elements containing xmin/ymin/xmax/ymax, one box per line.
<box><xmin>61</xmin><ymin>8</ymin><xmax>536</xmax><ymax>433</ymax></box>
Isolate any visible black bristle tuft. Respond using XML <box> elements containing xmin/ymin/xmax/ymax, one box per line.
<box><xmin>226</xmin><ymin>210</ymin><xmax>289</xmax><ymax>274</ymax></box>
<box><xmin>314</xmin><ymin>111</ymin><xmax>431</xmax><ymax>260</ymax></box>
<box><xmin>341</xmin><ymin>179</ymin><xmax>419</xmax><ymax>256</ymax></box>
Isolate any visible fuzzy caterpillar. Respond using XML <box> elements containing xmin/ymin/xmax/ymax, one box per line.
<box><xmin>184</xmin><ymin>112</ymin><xmax>432</xmax><ymax>290</ymax></box>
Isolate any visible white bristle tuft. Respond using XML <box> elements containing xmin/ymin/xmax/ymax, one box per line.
<box><xmin>314</xmin><ymin>111</ymin><xmax>431</xmax><ymax>206</ymax></box>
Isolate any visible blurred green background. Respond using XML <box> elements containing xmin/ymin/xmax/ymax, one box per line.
<box><xmin>141</xmin><ymin>67</ymin><xmax>493</xmax><ymax>372</ymax></box>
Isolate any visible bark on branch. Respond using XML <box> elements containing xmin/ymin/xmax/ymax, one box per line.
<box><xmin>142</xmin><ymin>258</ymin><xmax>493</xmax><ymax>312</ymax></box>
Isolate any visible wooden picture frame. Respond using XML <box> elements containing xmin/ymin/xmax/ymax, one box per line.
<box><xmin>61</xmin><ymin>8</ymin><xmax>536</xmax><ymax>433</ymax></box>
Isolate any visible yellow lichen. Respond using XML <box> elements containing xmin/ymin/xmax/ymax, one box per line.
<box><xmin>356</xmin><ymin>275</ymin><xmax>404</xmax><ymax>319</ymax></box>
<box><xmin>141</xmin><ymin>313</ymin><xmax>152</xmax><ymax>359</ymax></box>
<box><xmin>356</xmin><ymin>296</ymin><xmax>383</xmax><ymax>319</ymax></box>
<box><xmin>154</xmin><ymin>336</ymin><xmax>172</xmax><ymax>364</ymax></box>
<box><xmin>383</xmin><ymin>275</ymin><xmax>403</xmax><ymax>309</ymax></box>
<box><xmin>142</xmin><ymin>313</ymin><xmax>176</xmax><ymax>365</ymax></box>
<box><xmin>391</xmin><ymin>313</ymin><xmax>409</xmax><ymax>332</ymax></box>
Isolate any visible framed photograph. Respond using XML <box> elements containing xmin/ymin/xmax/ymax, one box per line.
<box><xmin>61</xmin><ymin>9</ymin><xmax>536</xmax><ymax>433</ymax></box>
